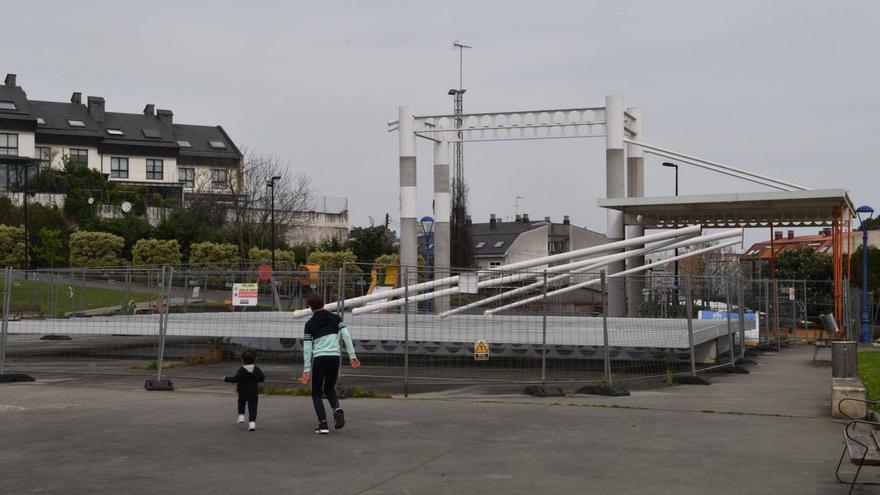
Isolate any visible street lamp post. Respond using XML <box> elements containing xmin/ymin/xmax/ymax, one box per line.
<box><xmin>420</xmin><ymin>215</ymin><xmax>435</xmax><ymax>312</ymax></box>
<box><xmin>662</xmin><ymin>162</ymin><xmax>680</xmax><ymax>316</ymax></box>
<box><xmin>856</xmin><ymin>205</ymin><xmax>874</xmax><ymax>343</ymax></box>
<box><xmin>267</xmin><ymin>176</ymin><xmax>281</xmax><ymax>273</ymax></box>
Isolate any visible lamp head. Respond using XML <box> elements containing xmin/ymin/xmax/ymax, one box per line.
<box><xmin>662</xmin><ymin>162</ymin><xmax>678</xmax><ymax>169</ymax></box>
<box><xmin>419</xmin><ymin>215</ymin><xmax>435</xmax><ymax>235</ymax></box>
<box><xmin>856</xmin><ymin>205</ymin><xmax>875</xmax><ymax>224</ymax></box>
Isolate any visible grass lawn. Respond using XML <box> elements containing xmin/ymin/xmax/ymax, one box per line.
<box><xmin>858</xmin><ymin>351</ymin><xmax>880</xmax><ymax>411</ymax></box>
<box><xmin>2</xmin><ymin>277</ymin><xmax>157</xmax><ymax>316</ymax></box>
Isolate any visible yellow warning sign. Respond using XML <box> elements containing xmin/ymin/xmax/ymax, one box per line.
<box><xmin>474</xmin><ymin>339</ymin><xmax>490</xmax><ymax>361</ymax></box>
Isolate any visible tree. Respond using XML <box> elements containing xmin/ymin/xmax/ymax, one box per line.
<box><xmin>155</xmin><ymin>209</ymin><xmax>230</xmax><ymax>261</ymax></box>
<box><xmin>219</xmin><ymin>148</ymin><xmax>313</xmax><ymax>255</ymax></box>
<box><xmin>775</xmin><ymin>248</ymin><xmax>833</xmax><ymax>281</ymax></box>
<box><xmin>347</xmin><ymin>224</ymin><xmax>397</xmax><ymax>265</ymax></box>
<box><xmin>33</xmin><ymin>228</ymin><xmax>63</xmax><ymax>268</ymax></box>
<box><xmin>189</xmin><ymin>242</ymin><xmax>240</xmax><ymax>270</ymax></box>
<box><xmin>69</xmin><ymin>231</ymin><xmax>125</xmax><ymax>267</ymax></box>
<box><xmin>850</xmin><ymin>245</ymin><xmax>880</xmax><ymax>297</ymax></box>
<box><xmin>133</xmin><ymin>239</ymin><xmax>183</xmax><ymax>267</ymax></box>
<box><xmin>0</xmin><ymin>224</ymin><xmax>25</xmax><ymax>267</ymax></box>
<box><xmin>97</xmin><ymin>215</ymin><xmax>154</xmax><ymax>261</ymax></box>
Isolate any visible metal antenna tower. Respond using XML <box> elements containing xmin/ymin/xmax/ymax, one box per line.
<box><xmin>448</xmin><ymin>40</ymin><xmax>473</xmax><ymax>267</ymax></box>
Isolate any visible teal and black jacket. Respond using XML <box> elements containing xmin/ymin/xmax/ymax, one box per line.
<box><xmin>303</xmin><ymin>310</ymin><xmax>357</xmax><ymax>373</ymax></box>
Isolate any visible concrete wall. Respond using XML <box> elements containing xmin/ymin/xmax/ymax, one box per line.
<box><xmin>99</xmin><ymin>155</ymin><xmax>179</xmax><ymax>184</ymax></box>
<box><xmin>505</xmin><ymin>225</ymin><xmax>550</xmax><ymax>266</ymax></box>
<box><xmin>0</xmin><ymin>128</ymin><xmax>34</xmax><ymax>157</ymax></box>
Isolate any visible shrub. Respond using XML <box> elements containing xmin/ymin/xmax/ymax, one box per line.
<box><xmin>248</xmin><ymin>246</ymin><xmax>296</xmax><ymax>269</ymax></box>
<box><xmin>309</xmin><ymin>250</ymin><xmax>358</xmax><ymax>272</ymax></box>
<box><xmin>33</xmin><ymin>227</ymin><xmax>64</xmax><ymax>268</ymax></box>
<box><xmin>0</xmin><ymin>224</ymin><xmax>25</xmax><ymax>267</ymax></box>
<box><xmin>189</xmin><ymin>241</ymin><xmax>240</xmax><ymax>269</ymax></box>
<box><xmin>69</xmin><ymin>231</ymin><xmax>125</xmax><ymax>267</ymax></box>
<box><xmin>132</xmin><ymin>239</ymin><xmax>182</xmax><ymax>267</ymax></box>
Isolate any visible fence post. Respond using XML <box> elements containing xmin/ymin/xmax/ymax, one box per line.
<box><xmin>0</xmin><ymin>267</ymin><xmax>11</xmax><ymax>375</ymax></box>
<box><xmin>403</xmin><ymin>267</ymin><xmax>409</xmax><ymax>398</ymax></box>
<box><xmin>541</xmin><ymin>269</ymin><xmax>548</xmax><ymax>385</ymax></box>
<box><xmin>145</xmin><ymin>266</ymin><xmax>173</xmax><ymax>391</ymax></box>
<box><xmin>575</xmin><ymin>270</ymin><xmax>629</xmax><ymax>396</ymax></box>
<box><xmin>738</xmin><ymin>278</ymin><xmax>746</xmax><ymax>360</ymax></box>
<box><xmin>774</xmin><ymin>279</ymin><xmax>781</xmax><ymax>351</ymax></box>
<box><xmin>673</xmin><ymin>274</ymin><xmax>710</xmax><ymax>385</ymax></box>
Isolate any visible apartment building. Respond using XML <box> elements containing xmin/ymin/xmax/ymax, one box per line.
<box><xmin>0</xmin><ymin>73</ymin><xmax>241</xmax><ymax>195</ymax></box>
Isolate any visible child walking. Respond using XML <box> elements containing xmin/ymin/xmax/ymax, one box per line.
<box><xmin>298</xmin><ymin>293</ymin><xmax>360</xmax><ymax>434</ymax></box>
<box><xmin>225</xmin><ymin>349</ymin><xmax>265</xmax><ymax>431</ymax></box>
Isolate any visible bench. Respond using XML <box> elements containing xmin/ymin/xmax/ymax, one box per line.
<box><xmin>836</xmin><ymin>398</ymin><xmax>880</xmax><ymax>494</ymax></box>
<box><xmin>8</xmin><ymin>303</ymin><xmax>43</xmax><ymax>319</ymax></box>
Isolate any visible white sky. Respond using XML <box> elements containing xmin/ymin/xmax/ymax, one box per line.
<box><xmin>5</xmin><ymin>0</ymin><xmax>879</xmax><ymax>247</ymax></box>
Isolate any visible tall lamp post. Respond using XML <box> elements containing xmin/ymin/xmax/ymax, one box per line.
<box><xmin>856</xmin><ymin>205</ymin><xmax>874</xmax><ymax>343</ymax></box>
<box><xmin>420</xmin><ymin>215</ymin><xmax>434</xmax><ymax>312</ymax></box>
<box><xmin>662</xmin><ymin>162</ymin><xmax>680</xmax><ymax>316</ymax></box>
<box><xmin>267</xmin><ymin>176</ymin><xmax>281</xmax><ymax>272</ymax></box>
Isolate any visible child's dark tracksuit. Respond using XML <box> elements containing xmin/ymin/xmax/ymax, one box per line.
<box><xmin>224</xmin><ymin>364</ymin><xmax>265</xmax><ymax>421</ymax></box>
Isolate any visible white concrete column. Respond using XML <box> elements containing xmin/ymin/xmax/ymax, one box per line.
<box><xmin>398</xmin><ymin>106</ymin><xmax>418</xmax><ymax>288</ymax></box>
<box><xmin>433</xmin><ymin>134</ymin><xmax>451</xmax><ymax>313</ymax></box>
<box><xmin>626</xmin><ymin>107</ymin><xmax>645</xmax><ymax>317</ymax></box>
<box><xmin>605</xmin><ymin>95</ymin><xmax>626</xmax><ymax>317</ymax></box>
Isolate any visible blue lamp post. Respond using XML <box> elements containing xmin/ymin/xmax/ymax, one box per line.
<box><xmin>420</xmin><ymin>215</ymin><xmax>434</xmax><ymax>312</ymax></box>
<box><xmin>856</xmin><ymin>205</ymin><xmax>874</xmax><ymax>343</ymax></box>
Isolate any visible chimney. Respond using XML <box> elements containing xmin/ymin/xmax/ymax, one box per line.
<box><xmin>563</xmin><ymin>215</ymin><xmax>570</xmax><ymax>225</ymax></box>
<box><xmin>489</xmin><ymin>214</ymin><xmax>497</xmax><ymax>229</ymax></box>
<box><xmin>515</xmin><ymin>214</ymin><xmax>522</xmax><ymax>223</ymax></box>
<box><xmin>774</xmin><ymin>232</ymin><xmax>783</xmax><ymax>241</ymax></box>
<box><xmin>87</xmin><ymin>96</ymin><xmax>105</xmax><ymax>122</ymax></box>
<box><xmin>143</xmin><ymin>104</ymin><xmax>155</xmax><ymax>117</ymax></box>
<box><xmin>787</xmin><ymin>230</ymin><xmax>795</xmax><ymax>240</ymax></box>
<box><xmin>156</xmin><ymin>109</ymin><xmax>173</xmax><ymax>123</ymax></box>
<box><xmin>522</xmin><ymin>213</ymin><xmax>530</xmax><ymax>223</ymax></box>
<box><xmin>71</xmin><ymin>92</ymin><xmax>82</xmax><ymax>105</ymax></box>
<box><xmin>545</xmin><ymin>216</ymin><xmax>551</xmax><ymax>222</ymax></box>
<box><xmin>4</xmin><ymin>74</ymin><xmax>16</xmax><ymax>86</ymax></box>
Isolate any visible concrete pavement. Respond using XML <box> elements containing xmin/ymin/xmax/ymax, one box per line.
<box><xmin>0</xmin><ymin>344</ymin><xmax>868</xmax><ymax>494</ymax></box>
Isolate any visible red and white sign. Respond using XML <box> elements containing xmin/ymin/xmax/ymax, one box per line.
<box><xmin>233</xmin><ymin>283</ymin><xmax>259</xmax><ymax>306</ymax></box>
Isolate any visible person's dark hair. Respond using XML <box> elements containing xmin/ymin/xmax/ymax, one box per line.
<box><xmin>306</xmin><ymin>293</ymin><xmax>325</xmax><ymax>311</ymax></box>
<box><xmin>241</xmin><ymin>349</ymin><xmax>256</xmax><ymax>365</ymax></box>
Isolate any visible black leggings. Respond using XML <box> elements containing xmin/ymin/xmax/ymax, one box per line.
<box><xmin>237</xmin><ymin>392</ymin><xmax>258</xmax><ymax>422</ymax></box>
<box><xmin>311</xmin><ymin>356</ymin><xmax>340</xmax><ymax>423</ymax></box>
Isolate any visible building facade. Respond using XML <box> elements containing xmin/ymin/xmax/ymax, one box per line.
<box><xmin>0</xmin><ymin>73</ymin><xmax>241</xmax><ymax>195</ymax></box>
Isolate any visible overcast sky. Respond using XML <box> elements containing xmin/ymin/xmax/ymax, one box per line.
<box><xmin>5</xmin><ymin>1</ymin><xmax>879</xmax><ymax>247</ymax></box>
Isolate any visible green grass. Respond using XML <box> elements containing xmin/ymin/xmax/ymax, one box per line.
<box><xmin>258</xmin><ymin>384</ymin><xmax>391</xmax><ymax>399</ymax></box>
<box><xmin>858</xmin><ymin>351</ymin><xmax>880</xmax><ymax>411</ymax></box>
<box><xmin>131</xmin><ymin>360</ymin><xmax>187</xmax><ymax>370</ymax></box>
<box><xmin>2</xmin><ymin>277</ymin><xmax>156</xmax><ymax>315</ymax></box>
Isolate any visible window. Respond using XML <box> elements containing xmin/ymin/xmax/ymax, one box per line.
<box><xmin>211</xmin><ymin>168</ymin><xmax>228</xmax><ymax>189</ymax></box>
<box><xmin>208</xmin><ymin>140</ymin><xmax>226</xmax><ymax>149</ymax></box>
<box><xmin>142</xmin><ymin>128</ymin><xmax>161</xmax><ymax>138</ymax></box>
<box><xmin>475</xmin><ymin>241</ymin><xmax>486</xmax><ymax>249</ymax></box>
<box><xmin>0</xmin><ymin>133</ymin><xmax>18</xmax><ymax>155</ymax></box>
<box><xmin>106</xmin><ymin>128</ymin><xmax>124</xmax><ymax>136</ymax></box>
<box><xmin>177</xmin><ymin>140</ymin><xmax>192</xmax><ymax>148</ymax></box>
<box><xmin>69</xmin><ymin>149</ymin><xmax>88</xmax><ymax>167</ymax></box>
<box><xmin>0</xmin><ymin>101</ymin><xmax>16</xmax><ymax>111</ymax></box>
<box><xmin>35</xmin><ymin>146</ymin><xmax>51</xmax><ymax>169</ymax></box>
<box><xmin>110</xmin><ymin>157</ymin><xmax>128</xmax><ymax>178</ymax></box>
<box><xmin>489</xmin><ymin>261</ymin><xmax>502</xmax><ymax>269</ymax></box>
<box><xmin>67</xmin><ymin>120</ymin><xmax>85</xmax><ymax>127</ymax></box>
<box><xmin>36</xmin><ymin>117</ymin><xmax>46</xmax><ymax>125</ymax></box>
<box><xmin>178</xmin><ymin>167</ymin><xmax>195</xmax><ymax>188</ymax></box>
<box><xmin>493</xmin><ymin>241</ymin><xmax>505</xmax><ymax>248</ymax></box>
<box><xmin>146</xmin><ymin>159</ymin><xmax>163</xmax><ymax>180</ymax></box>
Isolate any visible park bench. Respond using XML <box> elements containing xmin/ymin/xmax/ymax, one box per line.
<box><xmin>835</xmin><ymin>397</ymin><xmax>880</xmax><ymax>494</ymax></box>
<box><xmin>7</xmin><ymin>303</ymin><xmax>43</xmax><ymax>319</ymax></box>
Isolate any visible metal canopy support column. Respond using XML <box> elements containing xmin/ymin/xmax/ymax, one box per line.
<box><xmin>625</xmin><ymin>107</ymin><xmax>644</xmax><ymax>317</ymax></box>
<box><xmin>433</xmin><ymin>135</ymin><xmax>451</xmax><ymax>313</ymax></box>
<box><xmin>605</xmin><ymin>95</ymin><xmax>626</xmax><ymax>316</ymax></box>
<box><xmin>398</xmin><ymin>106</ymin><xmax>418</xmax><ymax>296</ymax></box>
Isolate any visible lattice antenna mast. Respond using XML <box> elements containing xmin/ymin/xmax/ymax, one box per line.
<box><xmin>449</xmin><ymin>41</ymin><xmax>473</xmax><ymax>268</ymax></box>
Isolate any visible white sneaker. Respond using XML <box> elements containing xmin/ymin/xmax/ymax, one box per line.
<box><xmin>237</xmin><ymin>414</ymin><xmax>245</xmax><ymax>424</ymax></box>
<box><xmin>248</xmin><ymin>421</ymin><xmax>256</xmax><ymax>431</ymax></box>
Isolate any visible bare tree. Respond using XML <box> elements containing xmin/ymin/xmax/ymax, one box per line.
<box><xmin>224</xmin><ymin>148</ymin><xmax>314</xmax><ymax>254</ymax></box>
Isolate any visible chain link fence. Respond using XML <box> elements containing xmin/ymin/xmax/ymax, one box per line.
<box><xmin>0</xmin><ymin>264</ymin><xmax>869</xmax><ymax>393</ymax></box>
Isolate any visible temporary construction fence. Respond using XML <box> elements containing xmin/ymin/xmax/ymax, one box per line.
<box><xmin>0</xmin><ymin>265</ymin><xmax>865</xmax><ymax>393</ymax></box>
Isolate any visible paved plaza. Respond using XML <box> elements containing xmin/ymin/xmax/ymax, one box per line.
<box><xmin>0</xmin><ymin>345</ymin><xmax>870</xmax><ymax>494</ymax></box>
